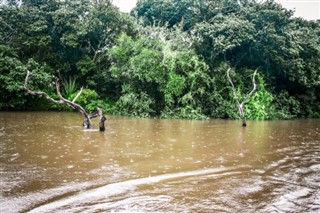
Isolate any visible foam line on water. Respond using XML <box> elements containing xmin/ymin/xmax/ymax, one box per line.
<box><xmin>29</xmin><ymin>167</ymin><xmax>242</xmax><ymax>212</ymax></box>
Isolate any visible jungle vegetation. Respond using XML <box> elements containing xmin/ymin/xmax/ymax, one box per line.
<box><xmin>1</xmin><ymin>0</ymin><xmax>319</xmax><ymax>120</ymax></box>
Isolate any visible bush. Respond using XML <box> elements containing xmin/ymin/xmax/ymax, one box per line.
<box><xmin>70</xmin><ymin>89</ymin><xmax>99</xmax><ymax>112</ymax></box>
<box><xmin>273</xmin><ymin>91</ymin><xmax>301</xmax><ymax>119</ymax></box>
<box><xmin>245</xmin><ymin>74</ymin><xmax>277</xmax><ymax>120</ymax></box>
<box><xmin>116</xmin><ymin>92</ymin><xmax>155</xmax><ymax>117</ymax></box>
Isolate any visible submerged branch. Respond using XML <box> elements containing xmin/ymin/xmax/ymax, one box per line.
<box><xmin>227</xmin><ymin>68</ymin><xmax>258</xmax><ymax>127</ymax></box>
<box><xmin>24</xmin><ymin>71</ymin><xmax>94</xmax><ymax>129</ymax></box>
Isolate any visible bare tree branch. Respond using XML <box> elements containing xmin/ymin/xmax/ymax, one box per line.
<box><xmin>24</xmin><ymin>71</ymin><xmax>107</xmax><ymax>131</ymax></box>
<box><xmin>242</xmin><ymin>69</ymin><xmax>258</xmax><ymax>105</ymax></box>
<box><xmin>72</xmin><ymin>86</ymin><xmax>84</xmax><ymax>103</ymax></box>
<box><xmin>227</xmin><ymin>68</ymin><xmax>258</xmax><ymax>127</ymax></box>
<box><xmin>24</xmin><ymin>70</ymin><xmax>63</xmax><ymax>104</ymax></box>
<box><xmin>227</xmin><ymin>68</ymin><xmax>240</xmax><ymax>106</ymax></box>
<box><xmin>24</xmin><ymin>71</ymin><xmax>93</xmax><ymax>129</ymax></box>
<box><xmin>55</xmin><ymin>78</ymin><xmax>92</xmax><ymax>128</ymax></box>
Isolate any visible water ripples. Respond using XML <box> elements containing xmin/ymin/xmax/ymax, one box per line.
<box><xmin>0</xmin><ymin>113</ymin><xmax>319</xmax><ymax>212</ymax></box>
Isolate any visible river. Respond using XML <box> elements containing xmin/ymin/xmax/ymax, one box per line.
<box><xmin>0</xmin><ymin>112</ymin><xmax>319</xmax><ymax>212</ymax></box>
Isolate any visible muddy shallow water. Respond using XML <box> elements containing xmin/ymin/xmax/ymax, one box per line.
<box><xmin>0</xmin><ymin>112</ymin><xmax>319</xmax><ymax>212</ymax></box>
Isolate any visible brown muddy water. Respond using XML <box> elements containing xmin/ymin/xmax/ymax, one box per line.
<box><xmin>0</xmin><ymin>112</ymin><xmax>319</xmax><ymax>213</ymax></box>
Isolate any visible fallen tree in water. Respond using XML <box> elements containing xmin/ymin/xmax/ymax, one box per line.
<box><xmin>24</xmin><ymin>70</ymin><xmax>106</xmax><ymax>131</ymax></box>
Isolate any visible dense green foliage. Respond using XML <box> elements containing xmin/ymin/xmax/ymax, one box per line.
<box><xmin>1</xmin><ymin>0</ymin><xmax>319</xmax><ymax>120</ymax></box>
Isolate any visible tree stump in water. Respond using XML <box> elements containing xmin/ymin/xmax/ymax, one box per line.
<box><xmin>98</xmin><ymin>107</ymin><xmax>106</xmax><ymax>131</ymax></box>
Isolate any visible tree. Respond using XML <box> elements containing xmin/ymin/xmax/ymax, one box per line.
<box><xmin>227</xmin><ymin>68</ymin><xmax>258</xmax><ymax>126</ymax></box>
<box><xmin>0</xmin><ymin>45</ymin><xmax>54</xmax><ymax>110</ymax></box>
<box><xmin>24</xmin><ymin>70</ymin><xmax>106</xmax><ymax>131</ymax></box>
<box><xmin>1</xmin><ymin>0</ymin><xmax>319</xmax><ymax>120</ymax></box>
<box><xmin>0</xmin><ymin>0</ymin><xmax>136</xmax><ymax>110</ymax></box>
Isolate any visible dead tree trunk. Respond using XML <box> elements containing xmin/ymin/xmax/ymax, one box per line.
<box><xmin>97</xmin><ymin>107</ymin><xmax>106</xmax><ymax>131</ymax></box>
<box><xmin>24</xmin><ymin>70</ymin><xmax>106</xmax><ymax>131</ymax></box>
<box><xmin>227</xmin><ymin>68</ymin><xmax>258</xmax><ymax>127</ymax></box>
<box><xmin>87</xmin><ymin>107</ymin><xmax>106</xmax><ymax>131</ymax></box>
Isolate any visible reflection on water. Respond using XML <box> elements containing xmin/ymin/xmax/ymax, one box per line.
<box><xmin>0</xmin><ymin>112</ymin><xmax>319</xmax><ymax>212</ymax></box>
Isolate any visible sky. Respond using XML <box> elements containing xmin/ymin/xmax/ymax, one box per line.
<box><xmin>274</xmin><ymin>0</ymin><xmax>320</xmax><ymax>20</ymax></box>
<box><xmin>112</xmin><ymin>0</ymin><xmax>138</xmax><ymax>13</ymax></box>
<box><xmin>112</xmin><ymin>0</ymin><xmax>319</xmax><ymax>20</ymax></box>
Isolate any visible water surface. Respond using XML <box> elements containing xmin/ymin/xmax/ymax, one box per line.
<box><xmin>0</xmin><ymin>112</ymin><xmax>319</xmax><ymax>212</ymax></box>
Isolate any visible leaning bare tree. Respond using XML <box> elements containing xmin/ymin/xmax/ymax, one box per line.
<box><xmin>24</xmin><ymin>70</ymin><xmax>106</xmax><ymax>131</ymax></box>
<box><xmin>227</xmin><ymin>68</ymin><xmax>258</xmax><ymax>127</ymax></box>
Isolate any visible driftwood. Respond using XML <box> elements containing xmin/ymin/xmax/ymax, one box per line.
<box><xmin>24</xmin><ymin>70</ymin><xmax>106</xmax><ymax>131</ymax></box>
<box><xmin>227</xmin><ymin>68</ymin><xmax>258</xmax><ymax>127</ymax></box>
